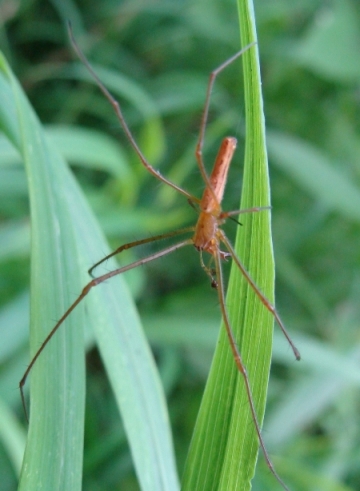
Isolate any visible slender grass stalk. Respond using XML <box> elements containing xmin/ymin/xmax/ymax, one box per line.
<box><xmin>0</xmin><ymin>51</ymin><xmax>179</xmax><ymax>491</ymax></box>
<box><xmin>181</xmin><ymin>1</ymin><xmax>274</xmax><ymax>489</ymax></box>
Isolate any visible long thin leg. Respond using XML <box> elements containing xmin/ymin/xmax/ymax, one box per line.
<box><xmin>68</xmin><ymin>22</ymin><xmax>199</xmax><ymax>204</ymax></box>
<box><xmin>220</xmin><ymin>205</ymin><xmax>270</xmax><ymax>220</ymax></box>
<box><xmin>195</xmin><ymin>43</ymin><xmax>256</xmax><ymax>196</ymax></box>
<box><xmin>220</xmin><ymin>231</ymin><xmax>300</xmax><ymax>360</ymax></box>
<box><xmin>20</xmin><ymin>237</ymin><xmax>193</xmax><ymax>420</ymax></box>
<box><xmin>89</xmin><ymin>226</ymin><xmax>195</xmax><ymax>276</ymax></box>
<box><xmin>199</xmin><ymin>250</ymin><xmax>217</xmax><ymax>287</ymax></box>
<box><xmin>213</xmin><ymin>249</ymin><xmax>290</xmax><ymax>491</ymax></box>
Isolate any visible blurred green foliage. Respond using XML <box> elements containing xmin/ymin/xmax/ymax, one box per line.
<box><xmin>1</xmin><ymin>0</ymin><xmax>360</xmax><ymax>490</ymax></box>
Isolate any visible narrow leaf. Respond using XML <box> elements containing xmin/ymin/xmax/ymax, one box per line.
<box><xmin>182</xmin><ymin>1</ymin><xmax>276</xmax><ymax>490</ymax></box>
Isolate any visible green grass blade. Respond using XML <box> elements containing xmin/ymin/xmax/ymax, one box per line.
<box><xmin>1</xmin><ymin>53</ymin><xmax>86</xmax><ymax>491</ymax></box>
<box><xmin>181</xmin><ymin>1</ymin><xmax>276</xmax><ymax>490</ymax></box>
<box><xmin>0</xmin><ymin>54</ymin><xmax>179</xmax><ymax>491</ymax></box>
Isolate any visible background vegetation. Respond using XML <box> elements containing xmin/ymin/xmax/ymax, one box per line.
<box><xmin>1</xmin><ymin>0</ymin><xmax>360</xmax><ymax>490</ymax></box>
